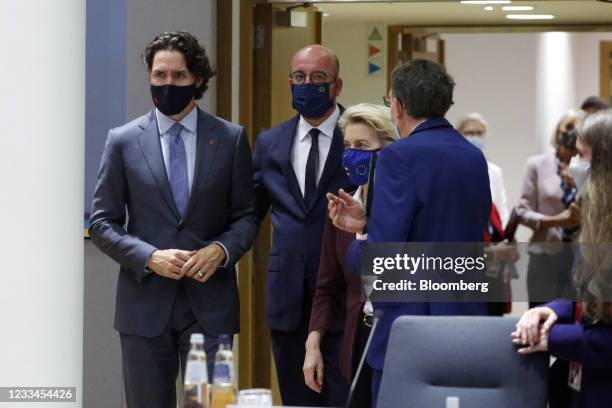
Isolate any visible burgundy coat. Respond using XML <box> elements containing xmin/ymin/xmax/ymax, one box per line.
<box><xmin>309</xmin><ymin>214</ymin><xmax>364</xmax><ymax>381</ymax></box>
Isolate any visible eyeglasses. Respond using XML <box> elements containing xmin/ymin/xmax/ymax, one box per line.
<box><xmin>289</xmin><ymin>71</ymin><xmax>335</xmax><ymax>85</ymax></box>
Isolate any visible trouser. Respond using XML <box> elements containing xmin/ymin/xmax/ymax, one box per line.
<box><xmin>349</xmin><ymin>314</ymin><xmax>373</xmax><ymax>408</ymax></box>
<box><xmin>120</xmin><ymin>286</ymin><xmax>221</xmax><ymax>408</ymax></box>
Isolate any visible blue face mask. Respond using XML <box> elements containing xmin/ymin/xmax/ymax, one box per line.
<box><xmin>291</xmin><ymin>82</ymin><xmax>334</xmax><ymax>119</ymax></box>
<box><xmin>466</xmin><ymin>135</ymin><xmax>485</xmax><ymax>151</ymax></box>
<box><xmin>342</xmin><ymin>148</ymin><xmax>379</xmax><ymax>186</ymax></box>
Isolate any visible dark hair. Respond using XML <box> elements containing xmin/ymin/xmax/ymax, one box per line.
<box><xmin>581</xmin><ymin>96</ymin><xmax>610</xmax><ymax>113</ymax></box>
<box><xmin>142</xmin><ymin>31</ymin><xmax>216</xmax><ymax>100</ymax></box>
<box><xmin>391</xmin><ymin>59</ymin><xmax>455</xmax><ymax>119</ymax></box>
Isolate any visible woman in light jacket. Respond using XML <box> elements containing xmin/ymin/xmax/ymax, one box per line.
<box><xmin>518</xmin><ymin>110</ymin><xmax>584</xmax><ymax>306</ymax></box>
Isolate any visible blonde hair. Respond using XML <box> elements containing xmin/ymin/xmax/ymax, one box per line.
<box><xmin>550</xmin><ymin>109</ymin><xmax>586</xmax><ymax>148</ymax></box>
<box><xmin>338</xmin><ymin>103</ymin><xmax>397</xmax><ymax>146</ymax></box>
<box><xmin>456</xmin><ymin>112</ymin><xmax>488</xmax><ymax>133</ymax></box>
<box><xmin>576</xmin><ymin>109</ymin><xmax>612</xmax><ymax>324</ymax></box>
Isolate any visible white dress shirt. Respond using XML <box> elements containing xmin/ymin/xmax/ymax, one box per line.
<box><xmin>155</xmin><ymin>106</ymin><xmax>198</xmax><ymax>193</ymax></box>
<box><xmin>353</xmin><ymin>187</ymin><xmax>374</xmax><ymax>316</ymax></box>
<box><xmin>291</xmin><ymin>105</ymin><xmax>341</xmax><ymax>196</ymax></box>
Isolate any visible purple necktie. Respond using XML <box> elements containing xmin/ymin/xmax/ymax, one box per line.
<box><xmin>168</xmin><ymin>123</ymin><xmax>189</xmax><ymax>216</ymax></box>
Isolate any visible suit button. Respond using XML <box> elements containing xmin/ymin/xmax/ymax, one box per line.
<box><xmin>177</xmin><ymin>224</ymin><xmax>183</xmax><ymax>231</ymax></box>
<box><xmin>298</xmin><ymin>255</ymin><xmax>304</xmax><ymax>261</ymax></box>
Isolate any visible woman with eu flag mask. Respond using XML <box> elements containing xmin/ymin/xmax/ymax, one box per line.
<box><xmin>303</xmin><ymin>103</ymin><xmax>398</xmax><ymax>408</ymax></box>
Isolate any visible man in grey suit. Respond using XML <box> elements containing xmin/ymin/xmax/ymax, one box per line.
<box><xmin>89</xmin><ymin>31</ymin><xmax>257</xmax><ymax>408</ymax></box>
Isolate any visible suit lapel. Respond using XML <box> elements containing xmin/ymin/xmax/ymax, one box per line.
<box><xmin>309</xmin><ymin>124</ymin><xmax>343</xmax><ymax>212</ymax></box>
<box><xmin>137</xmin><ymin>111</ymin><xmax>180</xmax><ymax>220</ymax></box>
<box><xmin>281</xmin><ymin>116</ymin><xmax>308</xmax><ymax>214</ymax></box>
<box><xmin>181</xmin><ymin>108</ymin><xmax>220</xmax><ymax>222</ymax></box>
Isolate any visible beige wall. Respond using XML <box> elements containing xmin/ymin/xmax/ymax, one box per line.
<box><xmin>322</xmin><ymin>22</ymin><xmax>387</xmax><ymax>108</ymax></box>
<box><xmin>444</xmin><ymin>32</ymin><xmax>539</xmax><ymax>240</ymax></box>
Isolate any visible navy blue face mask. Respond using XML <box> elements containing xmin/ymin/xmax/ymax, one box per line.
<box><xmin>291</xmin><ymin>82</ymin><xmax>334</xmax><ymax>119</ymax></box>
<box><xmin>342</xmin><ymin>148</ymin><xmax>380</xmax><ymax>186</ymax></box>
<box><xmin>150</xmin><ymin>83</ymin><xmax>196</xmax><ymax>116</ymax></box>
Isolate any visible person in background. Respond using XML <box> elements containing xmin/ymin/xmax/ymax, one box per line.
<box><xmin>304</xmin><ymin>104</ymin><xmax>398</xmax><ymax>408</ymax></box>
<box><xmin>252</xmin><ymin>45</ymin><xmax>351</xmax><ymax>407</ymax></box>
<box><xmin>512</xmin><ymin>110</ymin><xmax>612</xmax><ymax>408</ymax></box>
<box><xmin>517</xmin><ymin>110</ymin><xmax>584</xmax><ymax>307</ymax></box>
<box><xmin>327</xmin><ymin>60</ymin><xmax>491</xmax><ymax>406</ymax></box>
<box><xmin>580</xmin><ymin>96</ymin><xmax>609</xmax><ymax>115</ymax></box>
<box><xmin>457</xmin><ymin>112</ymin><xmax>510</xmax><ymax>226</ymax></box>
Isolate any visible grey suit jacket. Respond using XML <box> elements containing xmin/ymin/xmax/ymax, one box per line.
<box><xmin>89</xmin><ymin>107</ymin><xmax>257</xmax><ymax>337</ymax></box>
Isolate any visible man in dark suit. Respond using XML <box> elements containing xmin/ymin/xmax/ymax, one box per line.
<box><xmin>329</xmin><ymin>59</ymin><xmax>492</xmax><ymax>406</ymax></box>
<box><xmin>253</xmin><ymin>45</ymin><xmax>352</xmax><ymax>406</ymax></box>
<box><xmin>89</xmin><ymin>31</ymin><xmax>257</xmax><ymax>408</ymax></box>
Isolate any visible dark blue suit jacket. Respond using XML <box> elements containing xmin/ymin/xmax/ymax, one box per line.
<box><xmin>89</xmin><ymin>108</ymin><xmax>257</xmax><ymax>337</ymax></box>
<box><xmin>347</xmin><ymin>118</ymin><xmax>492</xmax><ymax>370</ymax></box>
<box><xmin>253</xmin><ymin>113</ymin><xmax>353</xmax><ymax>331</ymax></box>
<box><xmin>547</xmin><ymin>300</ymin><xmax>612</xmax><ymax>407</ymax></box>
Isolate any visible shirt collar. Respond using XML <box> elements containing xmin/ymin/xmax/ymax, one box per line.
<box><xmin>298</xmin><ymin>105</ymin><xmax>340</xmax><ymax>142</ymax></box>
<box><xmin>155</xmin><ymin>105</ymin><xmax>198</xmax><ymax>136</ymax></box>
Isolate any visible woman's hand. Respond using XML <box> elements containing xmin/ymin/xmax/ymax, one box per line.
<box><xmin>558</xmin><ymin>203</ymin><xmax>581</xmax><ymax>229</ymax></box>
<box><xmin>303</xmin><ymin>331</ymin><xmax>324</xmax><ymax>393</ymax></box>
<box><xmin>541</xmin><ymin>204</ymin><xmax>581</xmax><ymax>230</ymax></box>
<box><xmin>489</xmin><ymin>242</ymin><xmax>520</xmax><ymax>263</ymax></box>
<box><xmin>511</xmin><ymin>306</ymin><xmax>558</xmax><ymax>353</ymax></box>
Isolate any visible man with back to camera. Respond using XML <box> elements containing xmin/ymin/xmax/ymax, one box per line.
<box><xmin>89</xmin><ymin>31</ymin><xmax>257</xmax><ymax>408</ymax></box>
<box><xmin>252</xmin><ymin>45</ymin><xmax>352</xmax><ymax>406</ymax></box>
<box><xmin>328</xmin><ymin>59</ymin><xmax>492</xmax><ymax>405</ymax></box>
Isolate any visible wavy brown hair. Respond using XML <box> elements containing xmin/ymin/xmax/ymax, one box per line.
<box><xmin>576</xmin><ymin>109</ymin><xmax>612</xmax><ymax>324</ymax></box>
<box><xmin>142</xmin><ymin>31</ymin><xmax>216</xmax><ymax>100</ymax></box>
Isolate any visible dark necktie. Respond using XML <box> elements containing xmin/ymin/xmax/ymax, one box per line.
<box><xmin>304</xmin><ymin>128</ymin><xmax>320</xmax><ymax>206</ymax></box>
<box><xmin>168</xmin><ymin>122</ymin><xmax>190</xmax><ymax>216</ymax></box>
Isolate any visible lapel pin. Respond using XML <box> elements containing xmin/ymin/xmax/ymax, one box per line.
<box><xmin>208</xmin><ymin>138</ymin><xmax>216</xmax><ymax>145</ymax></box>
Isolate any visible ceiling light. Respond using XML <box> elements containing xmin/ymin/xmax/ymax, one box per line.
<box><xmin>461</xmin><ymin>0</ymin><xmax>511</xmax><ymax>4</ymax></box>
<box><xmin>502</xmin><ymin>6</ymin><xmax>534</xmax><ymax>11</ymax></box>
<box><xmin>484</xmin><ymin>6</ymin><xmax>494</xmax><ymax>11</ymax></box>
<box><xmin>322</xmin><ymin>12</ymin><xmax>331</xmax><ymax>17</ymax></box>
<box><xmin>506</xmin><ymin>14</ymin><xmax>555</xmax><ymax>20</ymax></box>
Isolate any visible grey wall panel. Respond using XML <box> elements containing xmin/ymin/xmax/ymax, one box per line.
<box><xmin>83</xmin><ymin>240</ymin><xmax>124</xmax><ymax>408</ymax></box>
<box><xmin>126</xmin><ymin>0</ymin><xmax>216</xmax><ymax>120</ymax></box>
<box><xmin>85</xmin><ymin>0</ymin><xmax>127</xmax><ymax>222</ymax></box>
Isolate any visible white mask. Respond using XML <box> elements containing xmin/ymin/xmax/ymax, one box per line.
<box><xmin>569</xmin><ymin>155</ymin><xmax>591</xmax><ymax>196</ymax></box>
<box><xmin>390</xmin><ymin>119</ymin><xmax>402</xmax><ymax>139</ymax></box>
<box><xmin>466</xmin><ymin>135</ymin><xmax>485</xmax><ymax>151</ymax></box>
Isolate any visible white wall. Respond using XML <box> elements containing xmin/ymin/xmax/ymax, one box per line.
<box><xmin>323</xmin><ymin>23</ymin><xmax>388</xmax><ymax>107</ymax></box>
<box><xmin>0</xmin><ymin>0</ymin><xmax>85</xmax><ymax>405</ymax></box>
<box><xmin>444</xmin><ymin>33</ymin><xmax>539</xmax><ymax>232</ymax></box>
<box><xmin>535</xmin><ymin>32</ymin><xmax>576</xmax><ymax>154</ymax></box>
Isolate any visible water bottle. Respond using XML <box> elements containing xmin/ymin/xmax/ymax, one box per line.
<box><xmin>211</xmin><ymin>335</ymin><xmax>236</xmax><ymax>408</ymax></box>
<box><xmin>183</xmin><ymin>333</ymin><xmax>209</xmax><ymax>408</ymax></box>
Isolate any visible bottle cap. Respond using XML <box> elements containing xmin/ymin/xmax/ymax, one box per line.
<box><xmin>446</xmin><ymin>396</ymin><xmax>460</xmax><ymax>408</ymax></box>
<box><xmin>190</xmin><ymin>333</ymin><xmax>204</xmax><ymax>344</ymax></box>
